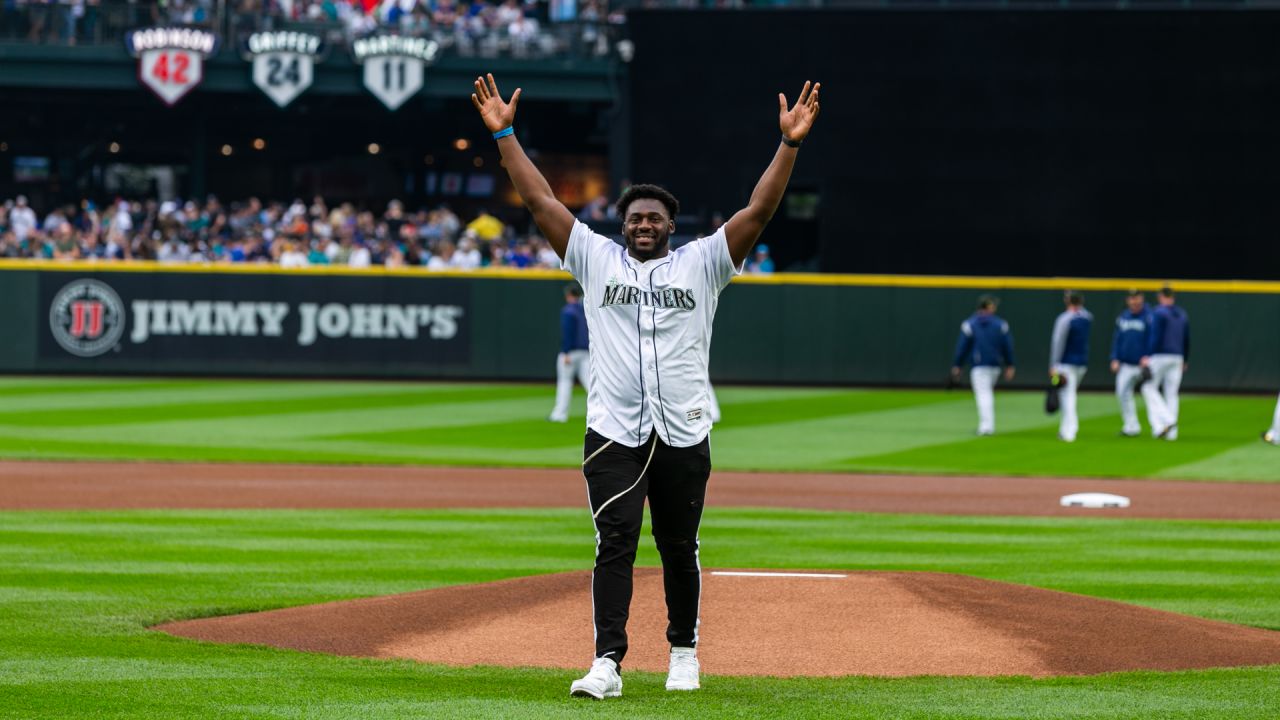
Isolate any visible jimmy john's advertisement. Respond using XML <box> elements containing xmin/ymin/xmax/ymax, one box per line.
<box><xmin>38</xmin><ymin>273</ymin><xmax>470</xmax><ymax>370</ymax></box>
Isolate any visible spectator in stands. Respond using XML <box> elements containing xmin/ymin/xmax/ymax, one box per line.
<box><xmin>533</xmin><ymin>236</ymin><xmax>559</xmax><ymax>267</ymax></box>
<box><xmin>453</xmin><ymin>232</ymin><xmax>483</xmax><ymax>268</ymax></box>
<box><xmin>746</xmin><ymin>243</ymin><xmax>774</xmax><ymax>273</ymax></box>
<box><xmin>505</xmin><ymin>238</ymin><xmax>534</xmax><ymax>268</ymax></box>
<box><xmin>348</xmin><ymin>238</ymin><xmax>373</xmax><ymax>267</ymax></box>
<box><xmin>306</xmin><ymin>239</ymin><xmax>330</xmax><ymax>265</ymax></box>
<box><xmin>427</xmin><ymin>239</ymin><xmax>455</xmax><ymax>269</ymax></box>
<box><xmin>157</xmin><ymin>233</ymin><xmax>191</xmax><ymax>263</ymax></box>
<box><xmin>102</xmin><ymin>229</ymin><xmax>129</xmax><ymax>260</ymax></box>
<box><xmin>466</xmin><ymin>207</ymin><xmax>505</xmax><ymax>241</ymax></box>
<box><xmin>0</xmin><ymin>230</ymin><xmax>22</xmax><ymax>258</ymax></box>
<box><xmin>9</xmin><ymin>196</ymin><xmax>37</xmax><ymax>242</ymax></box>
<box><xmin>277</xmin><ymin>238</ymin><xmax>309</xmax><ymax>267</ymax></box>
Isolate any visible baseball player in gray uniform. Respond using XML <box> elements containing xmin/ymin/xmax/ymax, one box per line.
<box><xmin>471</xmin><ymin>73</ymin><xmax>820</xmax><ymax>699</ymax></box>
<box><xmin>1049</xmin><ymin>291</ymin><xmax>1092</xmax><ymax>443</ymax></box>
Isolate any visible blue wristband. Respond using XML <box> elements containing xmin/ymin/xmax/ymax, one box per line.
<box><xmin>493</xmin><ymin>126</ymin><xmax>514</xmax><ymax>140</ymax></box>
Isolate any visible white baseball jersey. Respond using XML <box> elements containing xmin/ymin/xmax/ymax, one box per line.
<box><xmin>562</xmin><ymin>219</ymin><xmax>742</xmax><ymax>448</ymax></box>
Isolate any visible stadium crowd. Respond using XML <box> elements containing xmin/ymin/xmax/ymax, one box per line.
<box><xmin>0</xmin><ymin>193</ymin><xmax>779</xmax><ymax>272</ymax></box>
<box><xmin>0</xmin><ymin>194</ymin><xmax>567</xmax><ymax>270</ymax></box>
<box><xmin>0</xmin><ymin>0</ymin><xmax>624</xmax><ymax>56</ymax></box>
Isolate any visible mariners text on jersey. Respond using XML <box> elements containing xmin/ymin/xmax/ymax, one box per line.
<box><xmin>563</xmin><ymin>219</ymin><xmax>740</xmax><ymax>449</ymax></box>
<box><xmin>600</xmin><ymin>284</ymin><xmax>698</xmax><ymax>311</ymax></box>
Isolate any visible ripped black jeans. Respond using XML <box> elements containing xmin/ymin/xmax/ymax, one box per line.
<box><xmin>582</xmin><ymin>428</ymin><xmax>711</xmax><ymax>669</ymax></box>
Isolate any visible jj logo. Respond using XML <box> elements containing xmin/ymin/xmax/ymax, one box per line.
<box><xmin>49</xmin><ymin>279</ymin><xmax>126</xmax><ymax>357</ymax></box>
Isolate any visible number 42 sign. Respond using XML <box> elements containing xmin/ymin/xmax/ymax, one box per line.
<box><xmin>125</xmin><ymin>27</ymin><xmax>219</xmax><ymax>107</ymax></box>
<box><xmin>245</xmin><ymin>32</ymin><xmax>326</xmax><ymax>108</ymax></box>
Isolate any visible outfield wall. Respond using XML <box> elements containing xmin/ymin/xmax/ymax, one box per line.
<box><xmin>2</xmin><ymin>263</ymin><xmax>1277</xmax><ymax>392</ymax></box>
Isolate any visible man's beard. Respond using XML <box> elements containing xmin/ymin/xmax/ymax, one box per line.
<box><xmin>625</xmin><ymin>229</ymin><xmax>670</xmax><ymax>260</ymax></box>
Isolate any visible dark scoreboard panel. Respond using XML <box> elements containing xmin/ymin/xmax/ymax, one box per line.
<box><xmin>628</xmin><ymin>10</ymin><xmax>1280</xmax><ymax>279</ymax></box>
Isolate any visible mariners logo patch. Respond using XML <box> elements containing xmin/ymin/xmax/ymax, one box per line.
<box><xmin>49</xmin><ymin>279</ymin><xmax>126</xmax><ymax>357</ymax></box>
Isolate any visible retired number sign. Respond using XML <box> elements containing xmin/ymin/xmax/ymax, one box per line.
<box><xmin>351</xmin><ymin>35</ymin><xmax>440</xmax><ymax>111</ymax></box>
<box><xmin>125</xmin><ymin>27</ymin><xmax>219</xmax><ymax>107</ymax></box>
<box><xmin>245</xmin><ymin>31</ymin><xmax>324</xmax><ymax>108</ymax></box>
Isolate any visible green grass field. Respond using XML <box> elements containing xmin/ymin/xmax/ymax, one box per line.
<box><xmin>2</xmin><ymin>377</ymin><xmax>1279</xmax><ymax>718</ymax></box>
<box><xmin>2</xmin><ymin>509</ymin><xmax>1279</xmax><ymax>719</ymax></box>
<box><xmin>0</xmin><ymin>377</ymin><xmax>1277</xmax><ymax>481</ymax></box>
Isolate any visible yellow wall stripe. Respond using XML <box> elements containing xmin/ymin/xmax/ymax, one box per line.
<box><xmin>1</xmin><ymin>259</ymin><xmax>1276</xmax><ymax>294</ymax></box>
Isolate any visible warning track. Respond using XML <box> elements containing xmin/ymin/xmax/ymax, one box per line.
<box><xmin>2</xmin><ymin>460</ymin><xmax>1277</xmax><ymax>519</ymax></box>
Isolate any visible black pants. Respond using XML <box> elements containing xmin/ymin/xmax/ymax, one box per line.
<box><xmin>582</xmin><ymin>428</ymin><xmax>711</xmax><ymax>669</ymax></box>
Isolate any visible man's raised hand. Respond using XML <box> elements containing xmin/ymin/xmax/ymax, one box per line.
<box><xmin>471</xmin><ymin>73</ymin><xmax>521</xmax><ymax>134</ymax></box>
<box><xmin>779</xmin><ymin>81</ymin><xmax>821</xmax><ymax>144</ymax></box>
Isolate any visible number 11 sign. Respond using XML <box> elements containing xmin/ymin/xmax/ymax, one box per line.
<box><xmin>351</xmin><ymin>35</ymin><xmax>440</xmax><ymax>111</ymax></box>
<box><xmin>125</xmin><ymin>27</ymin><xmax>220</xmax><ymax>107</ymax></box>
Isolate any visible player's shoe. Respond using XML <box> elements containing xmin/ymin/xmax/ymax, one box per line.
<box><xmin>665</xmin><ymin>647</ymin><xmax>700</xmax><ymax>691</ymax></box>
<box><xmin>1118</xmin><ymin>430</ymin><xmax>1140</xmax><ymax>438</ymax></box>
<box><xmin>547</xmin><ymin>414</ymin><xmax>568</xmax><ymax>423</ymax></box>
<box><xmin>570</xmin><ymin>657</ymin><xmax>621</xmax><ymax>699</ymax></box>
<box><xmin>1157</xmin><ymin>423</ymin><xmax>1177</xmax><ymax>440</ymax></box>
<box><xmin>1263</xmin><ymin>429</ymin><xmax>1278</xmax><ymax>446</ymax></box>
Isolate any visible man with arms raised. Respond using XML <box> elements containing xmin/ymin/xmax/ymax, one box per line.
<box><xmin>471</xmin><ymin>73</ymin><xmax>820</xmax><ymax>699</ymax></box>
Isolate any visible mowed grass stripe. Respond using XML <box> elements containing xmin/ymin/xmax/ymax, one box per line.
<box><xmin>706</xmin><ymin>393</ymin><xmax>1116</xmax><ymax>471</ymax></box>
<box><xmin>328</xmin><ymin>389</ymin><xmax>948</xmax><ymax>448</ymax></box>
<box><xmin>709</xmin><ymin>388</ymin><xmax>954</xmax><ymax>430</ymax></box>
<box><xmin>838</xmin><ymin>395</ymin><xmax>1264</xmax><ymax>479</ymax></box>
<box><xmin>0</xmin><ymin>378</ymin><xmax>437</xmax><ymax>414</ymax></box>
<box><xmin>0</xmin><ymin>378</ymin><xmax>214</xmax><ymax>398</ymax></box>
<box><xmin>0</xmin><ymin>385</ymin><xmax>549</xmax><ymax>428</ymax></box>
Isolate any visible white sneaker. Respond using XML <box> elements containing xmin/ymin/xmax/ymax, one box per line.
<box><xmin>665</xmin><ymin>647</ymin><xmax>700</xmax><ymax>691</ymax></box>
<box><xmin>570</xmin><ymin>657</ymin><xmax>621</xmax><ymax>699</ymax></box>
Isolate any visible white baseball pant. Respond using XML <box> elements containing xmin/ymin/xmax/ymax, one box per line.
<box><xmin>550</xmin><ymin>349</ymin><xmax>590</xmax><ymax>422</ymax></box>
<box><xmin>1115</xmin><ymin>362</ymin><xmax>1144</xmax><ymax>435</ymax></box>
<box><xmin>970</xmin><ymin>366</ymin><xmax>1001</xmax><ymax>435</ymax></box>
<box><xmin>1268</xmin><ymin>392</ymin><xmax>1280</xmax><ymax>444</ymax></box>
<box><xmin>1054</xmin><ymin>364</ymin><xmax>1087</xmax><ymax>442</ymax></box>
<box><xmin>1142</xmin><ymin>353</ymin><xmax>1184</xmax><ymax>439</ymax></box>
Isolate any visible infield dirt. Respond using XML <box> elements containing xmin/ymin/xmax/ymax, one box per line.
<box><xmin>155</xmin><ymin>568</ymin><xmax>1280</xmax><ymax>678</ymax></box>
<box><xmin>4</xmin><ymin>460</ymin><xmax>1279</xmax><ymax>519</ymax></box>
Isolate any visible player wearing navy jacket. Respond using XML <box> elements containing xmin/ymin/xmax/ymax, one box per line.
<box><xmin>1050</xmin><ymin>291</ymin><xmax>1093</xmax><ymax>442</ymax></box>
<box><xmin>549</xmin><ymin>283</ymin><xmax>590</xmax><ymax>423</ymax></box>
<box><xmin>951</xmin><ymin>295</ymin><xmax>1016</xmax><ymax>436</ymax></box>
<box><xmin>1110</xmin><ymin>290</ymin><xmax>1153</xmax><ymax>437</ymax></box>
<box><xmin>1142</xmin><ymin>286</ymin><xmax>1190</xmax><ymax>440</ymax></box>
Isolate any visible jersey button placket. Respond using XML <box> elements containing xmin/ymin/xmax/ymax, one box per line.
<box><xmin>638</xmin><ymin>292</ymin><xmax>662</xmax><ymax>439</ymax></box>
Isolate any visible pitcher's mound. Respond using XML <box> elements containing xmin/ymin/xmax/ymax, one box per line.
<box><xmin>154</xmin><ymin>569</ymin><xmax>1280</xmax><ymax>677</ymax></box>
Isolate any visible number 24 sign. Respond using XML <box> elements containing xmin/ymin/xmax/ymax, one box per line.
<box><xmin>244</xmin><ymin>32</ymin><xmax>325</xmax><ymax>109</ymax></box>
